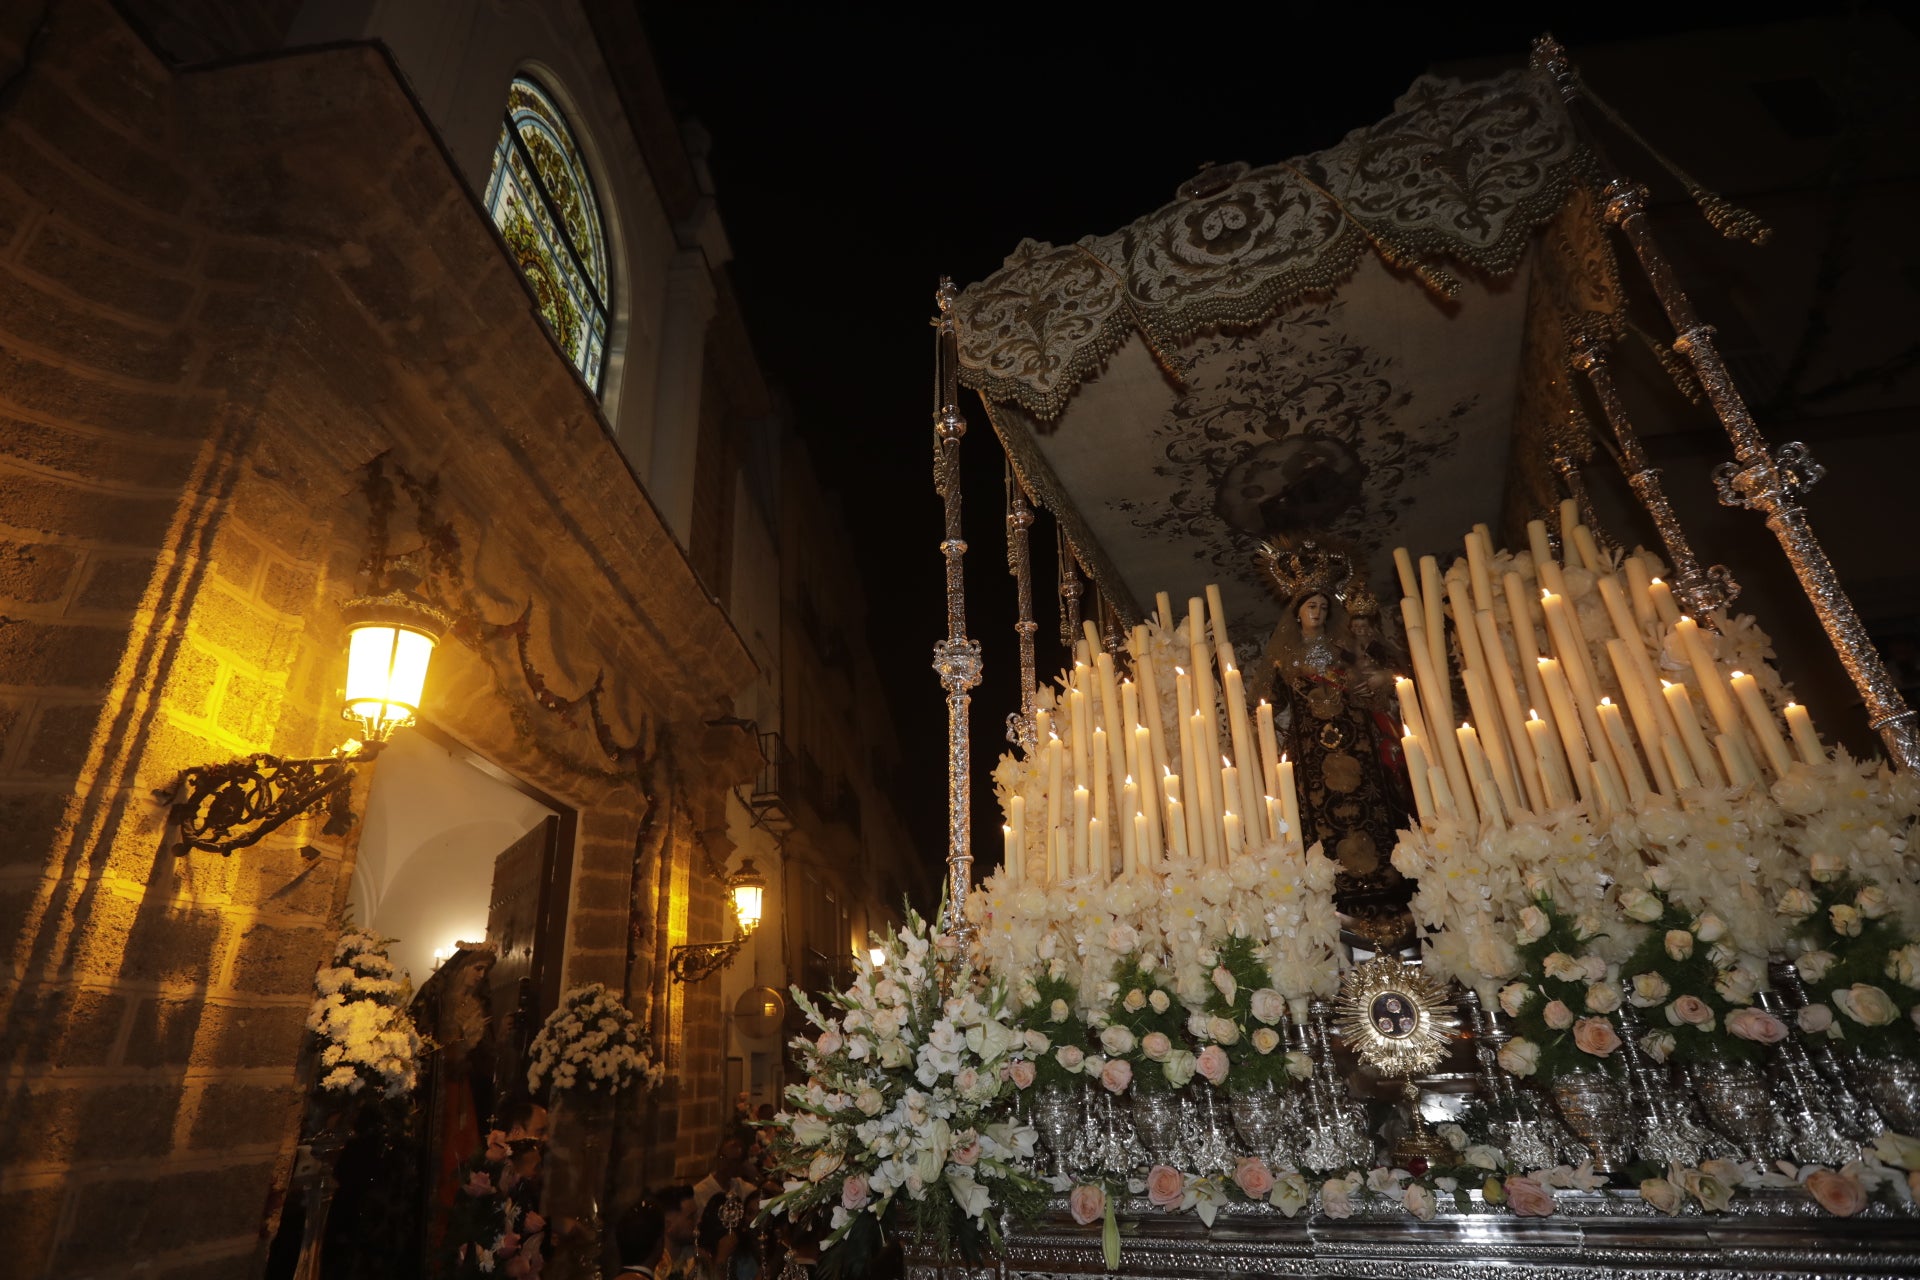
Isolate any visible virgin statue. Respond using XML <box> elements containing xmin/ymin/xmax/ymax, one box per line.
<box><xmin>1254</xmin><ymin>542</ymin><xmax>1412</xmax><ymax>922</ymax></box>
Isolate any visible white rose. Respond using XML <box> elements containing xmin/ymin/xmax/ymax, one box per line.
<box><xmin>1585</xmin><ymin>982</ymin><xmax>1623</xmax><ymax>1014</ymax></box>
<box><xmin>1211</xmin><ymin>967</ymin><xmax>1238</xmax><ymax>1005</ymax></box>
<box><xmin>1639</xmin><ymin>1030</ymin><xmax>1677</xmax><ymax>1063</ymax></box>
<box><xmin>1498</xmin><ymin>982</ymin><xmax>1531</xmax><ymax>1017</ymax></box>
<box><xmin>1833</xmin><ymin>983</ymin><xmax>1899</xmax><ymax>1027</ymax></box>
<box><xmin>1620</xmin><ymin>888</ymin><xmax>1664</xmax><ymax>923</ymax></box>
<box><xmin>1464</xmin><ymin>1143</ymin><xmax>1505</xmax><ymax>1170</ymax></box>
<box><xmin>1810</xmin><ymin>849</ymin><xmax>1846</xmax><ymax>883</ymax></box>
<box><xmin>856</xmin><ymin>1088</ymin><xmax>884</xmax><ymax>1116</ymax></box>
<box><xmin>1124</xmin><ymin>988</ymin><xmax>1147</xmax><ymax>1012</ymax></box>
<box><xmin>1249</xmin><ymin>988</ymin><xmax>1286</xmax><ymax>1025</ymax></box>
<box><xmin>1149</xmin><ymin>989</ymin><xmax>1171</xmax><ymax>1014</ymax></box>
<box><xmin>1284</xmin><ymin>1050</ymin><xmax>1313</xmax><ymax>1080</ymax></box>
<box><xmin>1694</xmin><ymin>912</ymin><xmax>1727</xmax><ymax>943</ymax></box>
<box><xmin>1251</xmin><ymin>1027</ymin><xmax>1281</xmax><ymax>1054</ymax></box>
<box><xmin>1797</xmin><ymin>950</ymin><xmax>1837</xmax><ymax>984</ymax></box>
<box><xmin>1665</xmin><ymin>930</ymin><xmax>1695</xmax><ymax>961</ymax></box>
<box><xmin>1049</xmin><ymin>999</ymin><xmax>1070</xmax><ymax>1023</ymax></box>
<box><xmin>1055</xmin><ymin>1045</ymin><xmax>1084</xmax><ymax>1070</ymax></box>
<box><xmin>1775</xmin><ymin>888</ymin><xmax>1816</xmax><ymax>919</ymax></box>
<box><xmin>1516</xmin><ymin>906</ymin><xmax>1550</xmax><ymax>943</ymax></box>
<box><xmin>1629</xmin><ymin>972</ymin><xmax>1670</xmax><ymax>1007</ymax></box>
<box><xmin>1023</xmin><ymin>1029</ymin><xmax>1051</xmax><ymax>1054</ymax></box>
<box><xmin>1543</xmin><ymin>952</ymin><xmax>1584</xmax><ymax>982</ymax></box>
<box><xmin>1206</xmin><ymin>1015</ymin><xmax>1240</xmax><ymax>1046</ymax></box>
<box><xmin>1888</xmin><ymin>945</ymin><xmax>1920</xmax><ymax>990</ymax></box>
<box><xmin>1857</xmin><ymin>886</ymin><xmax>1891</xmax><ymax>919</ymax></box>
<box><xmin>1099</xmin><ymin>1025</ymin><xmax>1137</xmax><ymax>1056</ymax></box>
<box><xmin>1497</xmin><ymin>1037</ymin><xmax>1542</xmax><ymax>1076</ymax></box>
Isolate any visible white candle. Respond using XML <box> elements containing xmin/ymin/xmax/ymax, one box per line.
<box><xmin>1222</xmin><ymin>666</ymin><xmax>1263</xmax><ymax>830</ymax></box>
<box><xmin>1474</xmin><ymin>608</ymin><xmax>1543</xmax><ymax>813</ymax></box>
<box><xmin>1404</xmin><ymin>621</ymin><xmax>1476</xmax><ymax>826</ymax></box>
<box><xmin>1624</xmin><ymin>556</ymin><xmax>1656</xmax><ymax>629</ymax></box>
<box><xmin>1010</xmin><ymin>794</ymin><xmax>1026</xmax><ymax>883</ymax></box>
<box><xmin>1002</xmin><ymin>823</ymin><xmax>1016</xmax><ymax>883</ymax></box>
<box><xmin>1136</xmin><ymin>635</ymin><xmax>1170</xmax><ymax>785</ymax></box>
<box><xmin>1087</xmin><ymin>816</ymin><xmax>1106</xmax><ymax>881</ymax></box>
<box><xmin>1675</xmin><ymin>617</ymin><xmax>1743</xmax><ymax>741</ymax></box>
<box><xmin>1420</xmin><ymin>555</ymin><xmax>1447</xmax><ymax>696</ymax></box>
<box><xmin>1730</xmin><ymin>670</ymin><xmax>1794</xmax><ymax>779</ymax></box>
<box><xmin>1503</xmin><ymin>571</ymin><xmax>1552</xmax><ymax>731</ymax></box>
<box><xmin>1661</xmin><ymin>680</ymin><xmax>1725</xmax><ymax>787</ymax></box>
<box><xmin>1275</xmin><ymin>756</ymin><xmax>1301</xmax><ymax>853</ymax></box>
<box><xmin>1191</xmin><ymin>712</ymin><xmax>1221</xmax><ymax>866</ymax></box>
<box><xmin>1559</xmin><ymin>499</ymin><xmax>1580</xmax><ymax>545</ymax></box>
<box><xmin>1404</xmin><ymin>735</ymin><xmax>1436</xmax><ymax>824</ymax></box>
<box><xmin>1716</xmin><ymin>733</ymin><xmax>1758</xmax><ymax>789</ymax></box>
<box><xmin>1222</xmin><ymin>808</ymin><xmax>1244</xmax><ymax>859</ymax></box>
<box><xmin>1072</xmin><ymin>785</ymin><xmax>1090</xmax><ymax>876</ymax></box>
<box><xmin>1525</xmin><ymin>712</ymin><xmax>1569</xmax><ymax>808</ymax></box>
<box><xmin>1166</xmin><ymin>795</ymin><xmax>1190</xmax><ymax>861</ymax></box>
<box><xmin>1264</xmin><ymin>794</ymin><xmax>1282</xmax><ymax>846</ymax></box>
<box><xmin>1661</xmin><ymin>735</ymin><xmax>1700</xmax><ymax>791</ymax></box>
<box><xmin>1466</xmin><ymin>530</ymin><xmax>1495</xmax><ymax>613</ymax></box>
<box><xmin>1456</xmin><ymin>721</ymin><xmax>1506</xmax><ymax>829</ymax></box>
<box><xmin>1537</xmin><ymin>658</ymin><xmax>1595</xmax><ymax>802</ymax></box>
<box><xmin>1394</xmin><ymin>676</ymin><xmax>1428</xmax><ymax>743</ymax></box>
<box><xmin>1134</xmin><ymin>811</ymin><xmax>1152</xmax><ymax>872</ymax></box>
<box><xmin>1394</xmin><ymin>546</ymin><xmax>1420</xmax><ymax>602</ymax></box>
<box><xmin>1047</xmin><ymin>736</ymin><xmax>1065</xmax><ymax>881</ymax></box>
<box><xmin>1428</xmin><ymin>764</ymin><xmax>1460</xmax><ymax>822</ymax></box>
<box><xmin>1219</xmin><ymin>757</ymin><xmax>1239</xmax><ymax>862</ymax></box>
<box><xmin>1256</xmin><ymin>699</ymin><xmax>1282</xmax><ymax>809</ymax></box>
<box><xmin>1596</xmin><ymin>698</ymin><xmax>1650</xmax><ymax>805</ymax></box>
<box><xmin>1784</xmin><ymin>702</ymin><xmax>1824</xmax><ymax>767</ymax></box>
<box><xmin>1527</xmin><ymin>519</ymin><xmax>1555</xmax><ymax>574</ymax></box>
<box><xmin>1647</xmin><ymin>577</ymin><xmax>1682</xmax><ymax>627</ymax></box>
<box><xmin>1092</xmin><ymin>726</ymin><xmax>1110</xmax><ymax>845</ymax></box>
<box><xmin>1462</xmin><ymin>664</ymin><xmax>1524</xmax><ymax>817</ymax></box>
<box><xmin>1136</xmin><ymin>726</ymin><xmax>1163</xmax><ymax>858</ymax></box>
<box><xmin>1095</xmin><ymin>651</ymin><xmax>1130</xmax><ymax>805</ymax></box>
<box><xmin>1156</xmin><ymin>591</ymin><xmax>1174</xmax><ymax>632</ymax></box>
<box><xmin>1572</xmin><ymin>524</ymin><xmax>1605</xmax><ymax>575</ymax></box>
<box><xmin>1070</xmin><ymin>683</ymin><xmax>1092</xmax><ymax>792</ymax></box>
<box><xmin>1120</xmin><ymin>775</ymin><xmax>1139</xmax><ymax>877</ymax></box>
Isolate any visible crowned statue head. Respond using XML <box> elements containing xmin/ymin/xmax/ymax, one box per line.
<box><xmin>1257</xmin><ymin>537</ymin><xmax>1353</xmax><ymax>644</ymax></box>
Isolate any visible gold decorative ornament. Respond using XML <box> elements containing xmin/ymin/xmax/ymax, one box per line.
<box><xmin>1334</xmin><ymin>956</ymin><xmax>1456</xmax><ymax>1078</ymax></box>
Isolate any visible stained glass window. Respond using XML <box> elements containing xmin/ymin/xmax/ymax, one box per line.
<box><xmin>483</xmin><ymin>76</ymin><xmax>612</xmax><ymax>391</ymax></box>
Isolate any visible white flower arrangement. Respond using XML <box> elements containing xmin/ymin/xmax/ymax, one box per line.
<box><xmin>306</xmin><ymin>927</ymin><xmax>423</xmax><ymax>1101</ymax></box>
<box><xmin>759</xmin><ymin>906</ymin><xmax>1046</xmax><ymax>1262</ymax></box>
<box><xmin>526</xmin><ymin>983</ymin><xmax>663</xmax><ymax>1099</ymax></box>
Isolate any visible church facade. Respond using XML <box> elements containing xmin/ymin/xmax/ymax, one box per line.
<box><xmin>0</xmin><ymin>2</ymin><xmax>918</xmax><ymax>1275</ymax></box>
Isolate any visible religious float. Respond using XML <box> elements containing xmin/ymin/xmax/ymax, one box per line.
<box><xmin>758</xmin><ymin>37</ymin><xmax>1920</xmax><ymax>1279</ymax></box>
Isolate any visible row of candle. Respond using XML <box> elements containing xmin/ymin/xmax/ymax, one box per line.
<box><xmin>1392</xmin><ymin>503</ymin><xmax>1826</xmax><ymax>832</ymax></box>
<box><xmin>1000</xmin><ymin>589</ymin><xmax>1305</xmax><ymax>886</ymax></box>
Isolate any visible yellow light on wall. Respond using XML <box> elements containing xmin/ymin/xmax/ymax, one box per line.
<box><xmin>341</xmin><ymin>596</ymin><xmax>445</xmax><ymax>742</ymax></box>
<box><xmin>729</xmin><ymin>858</ymin><xmax>766</xmax><ymax>936</ymax></box>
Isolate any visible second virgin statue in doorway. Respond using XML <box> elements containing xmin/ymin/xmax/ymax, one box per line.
<box><xmin>1254</xmin><ymin>542</ymin><xmax>1412</xmax><ymax>920</ymax></box>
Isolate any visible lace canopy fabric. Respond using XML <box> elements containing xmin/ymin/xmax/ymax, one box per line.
<box><xmin>948</xmin><ymin>66</ymin><xmax>1612</xmax><ymax>655</ymax></box>
<box><xmin>954</xmin><ymin>68</ymin><xmax>1583</xmax><ymax>420</ymax></box>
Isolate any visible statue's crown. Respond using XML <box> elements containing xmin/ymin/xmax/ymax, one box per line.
<box><xmin>1257</xmin><ymin>538</ymin><xmax>1351</xmax><ymax>602</ymax></box>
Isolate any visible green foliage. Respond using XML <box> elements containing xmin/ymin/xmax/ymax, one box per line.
<box><xmin>1102</xmin><ymin>954</ymin><xmax>1189</xmax><ymax>1094</ymax></box>
<box><xmin>1508</xmin><ymin>896</ymin><xmax>1627</xmax><ymax>1080</ymax></box>
<box><xmin>1202</xmin><ymin>935</ymin><xmax>1297</xmax><ymax>1092</ymax></box>
<box><xmin>1793</xmin><ymin>876</ymin><xmax>1920</xmax><ymax>1060</ymax></box>
<box><xmin>1619</xmin><ymin>894</ymin><xmax>1761</xmax><ymax>1067</ymax></box>
<box><xmin>1011</xmin><ymin>969</ymin><xmax>1089</xmax><ymax>1088</ymax></box>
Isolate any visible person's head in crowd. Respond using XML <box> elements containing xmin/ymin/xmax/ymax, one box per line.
<box><xmin>656</xmin><ymin>1184</ymin><xmax>699</xmax><ymax>1250</ymax></box>
<box><xmin>715</xmin><ymin>1134</ymin><xmax>749</xmax><ymax>1179</ymax></box>
<box><xmin>616</xmin><ymin>1201</ymin><xmax>668</xmax><ymax>1274</ymax></box>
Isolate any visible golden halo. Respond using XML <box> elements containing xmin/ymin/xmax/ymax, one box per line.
<box><xmin>1334</xmin><ymin>956</ymin><xmax>1456</xmax><ymax>1077</ymax></box>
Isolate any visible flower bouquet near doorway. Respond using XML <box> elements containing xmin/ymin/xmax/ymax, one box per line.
<box><xmin>758</xmin><ymin>905</ymin><xmax>1047</xmax><ymax>1275</ymax></box>
<box><xmin>306</xmin><ymin>926</ymin><xmax>426</xmax><ymax>1104</ymax></box>
<box><xmin>525</xmin><ymin>982</ymin><xmax>664</xmax><ymax>1099</ymax></box>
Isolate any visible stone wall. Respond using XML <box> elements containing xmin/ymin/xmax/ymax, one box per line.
<box><xmin>0</xmin><ymin>4</ymin><xmax>758</xmax><ymax>1274</ymax></box>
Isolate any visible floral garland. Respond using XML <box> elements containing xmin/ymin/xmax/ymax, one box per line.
<box><xmin>1785</xmin><ymin>877</ymin><xmax>1920</xmax><ymax>1057</ymax></box>
<box><xmin>445</xmin><ymin>1126</ymin><xmax>548</xmax><ymax>1277</ymax></box>
<box><xmin>305</xmin><ymin>927</ymin><xmax>424</xmax><ymax>1101</ymax></box>
<box><xmin>758</xmin><ymin>906</ymin><xmax>1048</xmax><ymax>1268</ymax></box>
<box><xmin>526</xmin><ymin>983</ymin><xmax>663</xmax><ymax>1099</ymax></box>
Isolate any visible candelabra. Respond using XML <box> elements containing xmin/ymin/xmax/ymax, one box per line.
<box><xmin>931</xmin><ymin>278</ymin><xmax>983</xmax><ymax>941</ymax></box>
<box><xmin>1535</xmin><ymin>34</ymin><xmax>1920</xmax><ymax>770</ymax></box>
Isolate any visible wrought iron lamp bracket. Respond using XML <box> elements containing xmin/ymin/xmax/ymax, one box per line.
<box><xmin>156</xmin><ymin>742</ymin><xmax>382</xmax><ymax>857</ymax></box>
<box><xmin>668</xmin><ymin>936</ymin><xmax>749</xmax><ymax>984</ymax></box>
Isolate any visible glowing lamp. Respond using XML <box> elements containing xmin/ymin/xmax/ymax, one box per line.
<box><xmin>869</xmin><ymin>946</ymin><xmax>887</xmax><ymax>967</ymax></box>
<box><xmin>342</xmin><ymin>596</ymin><xmax>445</xmax><ymax>742</ymax></box>
<box><xmin>729</xmin><ymin>858</ymin><xmax>767</xmax><ymax>935</ymax></box>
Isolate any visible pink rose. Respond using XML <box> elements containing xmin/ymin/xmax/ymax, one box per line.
<box><xmin>842</xmin><ymin>1173</ymin><xmax>871</xmax><ymax>1209</ymax></box>
<box><xmin>1571</xmin><ymin>1017</ymin><xmax>1622</xmax><ymax>1057</ymax></box>
<box><xmin>1798</xmin><ymin>1004</ymin><xmax>1834</xmax><ymax>1034</ymax></box>
<box><xmin>1069</xmin><ymin>1183</ymin><xmax>1106</xmax><ymax>1225</ymax></box>
<box><xmin>1146</xmin><ymin>1164</ymin><xmax>1186</xmax><ymax>1208</ymax></box>
<box><xmin>1543</xmin><ymin>1000</ymin><xmax>1574</xmax><ymax>1030</ymax></box>
<box><xmin>1233</xmin><ymin>1157</ymin><xmax>1275</xmax><ymax>1200</ymax></box>
<box><xmin>1805</xmin><ymin>1168</ymin><xmax>1867</xmax><ymax>1217</ymax></box>
<box><xmin>496</xmin><ymin>1231</ymin><xmax>521</xmax><ymax>1258</ymax></box>
<box><xmin>1196</xmin><ymin>1044</ymin><xmax>1230</xmax><ymax>1086</ymax></box>
<box><xmin>463</xmin><ymin>1170</ymin><xmax>495</xmax><ymax>1197</ymax></box>
<box><xmin>1504</xmin><ymin>1176</ymin><xmax>1556</xmax><ymax>1217</ymax></box>
<box><xmin>1726</xmin><ymin>1008</ymin><xmax>1789</xmax><ymax>1044</ymax></box>
<box><xmin>1668</xmin><ymin>995</ymin><xmax>1715</xmax><ymax>1027</ymax></box>
<box><xmin>1100</xmin><ymin>1057</ymin><xmax>1134</xmax><ymax>1094</ymax></box>
<box><xmin>1008</xmin><ymin>1059</ymin><xmax>1036</xmax><ymax>1089</ymax></box>
<box><xmin>953</xmin><ymin>1141</ymin><xmax>981</xmax><ymax>1166</ymax></box>
<box><xmin>523</xmin><ymin>1211</ymin><xmax>545</xmax><ymax>1233</ymax></box>
<box><xmin>485</xmin><ymin>1129</ymin><xmax>512</xmax><ymax>1162</ymax></box>
<box><xmin>1141</xmin><ymin>1031</ymin><xmax>1173</xmax><ymax>1062</ymax></box>
<box><xmin>817</xmin><ymin>1028</ymin><xmax>844</xmax><ymax>1055</ymax></box>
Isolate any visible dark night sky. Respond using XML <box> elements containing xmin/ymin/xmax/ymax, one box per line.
<box><xmin>637</xmin><ymin>3</ymin><xmax>1861</xmax><ymax>885</ymax></box>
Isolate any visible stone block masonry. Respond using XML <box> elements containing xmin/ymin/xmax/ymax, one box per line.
<box><xmin>0</xmin><ymin>3</ymin><xmax>760</xmax><ymax>1276</ymax></box>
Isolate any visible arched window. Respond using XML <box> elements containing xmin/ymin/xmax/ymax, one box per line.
<box><xmin>483</xmin><ymin>75</ymin><xmax>612</xmax><ymax>391</ymax></box>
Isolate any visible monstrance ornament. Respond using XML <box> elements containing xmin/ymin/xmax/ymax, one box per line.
<box><xmin>1336</xmin><ymin>956</ymin><xmax>1459</xmax><ymax>1164</ymax></box>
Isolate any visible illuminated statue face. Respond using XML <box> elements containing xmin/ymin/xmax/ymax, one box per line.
<box><xmin>1297</xmin><ymin>593</ymin><xmax>1330</xmax><ymax>633</ymax></box>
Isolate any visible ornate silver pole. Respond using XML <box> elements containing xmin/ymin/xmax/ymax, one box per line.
<box><xmin>1057</xmin><ymin>528</ymin><xmax>1084</xmax><ymax>650</ymax></box>
<box><xmin>1006</xmin><ymin>463</ymin><xmax>1038</xmax><ymax>749</ymax></box>
<box><xmin>931</xmin><ymin>279</ymin><xmax>983</xmax><ymax>938</ymax></box>
<box><xmin>1536</xmin><ymin>36</ymin><xmax>1920</xmax><ymax>769</ymax></box>
<box><xmin>1569</xmin><ymin>329</ymin><xmax>1739</xmax><ymax>616</ymax></box>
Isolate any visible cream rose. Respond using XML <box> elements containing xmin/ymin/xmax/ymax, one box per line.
<box><xmin>1205</xmin><ymin>1015</ymin><xmax>1241</xmax><ymax>1046</ymax></box>
<box><xmin>1099</xmin><ymin>1057</ymin><xmax>1133</xmax><ymax>1094</ymax></box>
<box><xmin>1270</xmin><ymin>1172</ymin><xmax>1309</xmax><ymax>1218</ymax></box>
<box><xmin>1585</xmin><ymin>981</ymin><xmax>1623</xmax><ymax>1014</ymax></box>
<box><xmin>1693</xmin><ymin>912</ymin><xmax>1727</xmax><ymax>943</ymax></box>
<box><xmin>1630</xmin><ymin>972</ymin><xmax>1670</xmax><ymax>1006</ymax></box>
<box><xmin>1498</xmin><ymin>982</ymin><xmax>1532</xmax><ymax>1017</ymax></box>
<box><xmin>1665</xmin><ymin>930</ymin><xmax>1695</xmax><ymax>961</ymax></box>
<box><xmin>1639</xmin><ymin>1177</ymin><xmax>1683</xmax><ymax>1215</ymax></box>
<box><xmin>1830</xmin><ymin>904</ymin><xmax>1863</xmax><ymax>937</ymax></box>
<box><xmin>1572</xmin><ymin>1016</ymin><xmax>1622</xmax><ymax>1057</ymax></box>
<box><xmin>1497</xmin><ymin>1037</ymin><xmax>1541</xmax><ymax>1076</ymax></box>
<box><xmin>1146</xmin><ymin>1164</ymin><xmax>1186</xmax><ymax>1208</ymax></box>
<box><xmin>1148</xmin><ymin>989</ymin><xmax>1171</xmax><ymax>1014</ymax></box>
<box><xmin>1857</xmin><ymin>885</ymin><xmax>1891</xmax><ymax>919</ymax></box>
<box><xmin>1805</xmin><ymin>1168</ymin><xmax>1867</xmax><ymax>1217</ymax></box>
<box><xmin>1810</xmin><ymin>849</ymin><xmax>1845</xmax><ymax>882</ymax></box>
<box><xmin>1543</xmin><ymin>952</ymin><xmax>1584</xmax><ymax>982</ymax></box>
<box><xmin>807</xmin><ymin>1150</ymin><xmax>843</xmax><ymax>1182</ymax></box>
<box><xmin>1099</xmin><ymin>1025</ymin><xmax>1137</xmax><ymax>1057</ymax></box>
<box><xmin>1284</xmin><ymin>1049</ymin><xmax>1313</xmax><ymax>1080</ymax></box>
<box><xmin>1320</xmin><ymin>1176</ymin><xmax>1355</xmax><ymax>1218</ymax></box>
<box><xmin>1516</xmin><ymin>906</ymin><xmax>1550</xmax><ymax>943</ymax></box>
<box><xmin>1068</xmin><ymin>1183</ymin><xmax>1105</xmax><ymax>1225</ymax></box>
<box><xmin>1123</xmin><ymin>988</ymin><xmax>1147</xmax><ymax>1012</ymax></box>
<box><xmin>1797</xmin><ymin>950</ymin><xmax>1837</xmax><ymax>983</ymax></box>
<box><xmin>1023</xmin><ymin>1029</ymin><xmax>1050</xmax><ymax>1054</ymax></box>
<box><xmin>856</xmin><ymin>1087</ymin><xmax>884</xmax><ymax>1116</ymax></box>
<box><xmin>1620</xmin><ymin>887</ymin><xmax>1664</xmax><ymax>923</ymax></box>
<box><xmin>1212</xmin><ymin>966</ymin><xmax>1238</xmax><ymax>1004</ymax></box>
<box><xmin>1049</xmin><ymin>998</ymin><xmax>1070</xmax><ymax>1023</ymax></box>
<box><xmin>1543</xmin><ymin>1000</ymin><xmax>1574</xmax><ymax>1030</ymax></box>
<box><xmin>1504</xmin><ymin>1176</ymin><xmax>1555</xmax><ymax>1217</ymax></box>
<box><xmin>1726</xmin><ymin>1008</ymin><xmax>1788</xmax><ymax>1044</ymax></box>
<box><xmin>1141</xmin><ymin>1031</ymin><xmax>1173</xmax><ymax>1062</ymax></box>
<box><xmin>1250</xmin><ymin>1027</ymin><xmax>1281</xmax><ymax>1055</ymax></box>
<box><xmin>1834</xmin><ymin>983</ymin><xmax>1899</xmax><ymax>1027</ymax></box>
<box><xmin>1249</xmin><ymin>988</ymin><xmax>1286</xmax><ymax>1025</ymax></box>
<box><xmin>1008</xmin><ymin>1059</ymin><xmax>1036</xmax><ymax>1089</ymax></box>
<box><xmin>1403</xmin><ymin>1183</ymin><xmax>1437</xmax><ymax>1221</ymax></box>
<box><xmin>1775</xmin><ymin>888</ymin><xmax>1816</xmax><ymax>919</ymax></box>
<box><xmin>1797</xmin><ymin>1003</ymin><xmax>1834</xmax><ymax>1034</ymax></box>
<box><xmin>1195</xmin><ymin>1044</ymin><xmax>1230</xmax><ymax>1085</ymax></box>
<box><xmin>1162</xmin><ymin>1050</ymin><xmax>1197</xmax><ymax>1089</ymax></box>
<box><xmin>1055</xmin><ymin>1045</ymin><xmax>1085</xmax><ymax>1071</ymax></box>
<box><xmin>1639</xmin><ymin>1029</ymin><xmax>1677</xmax><ymax>1062</ymax></box>
<box><xmin>1888</xmin><ymin>944</ymin><xmax>1920</xmax><ymax>990</ymax></box>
